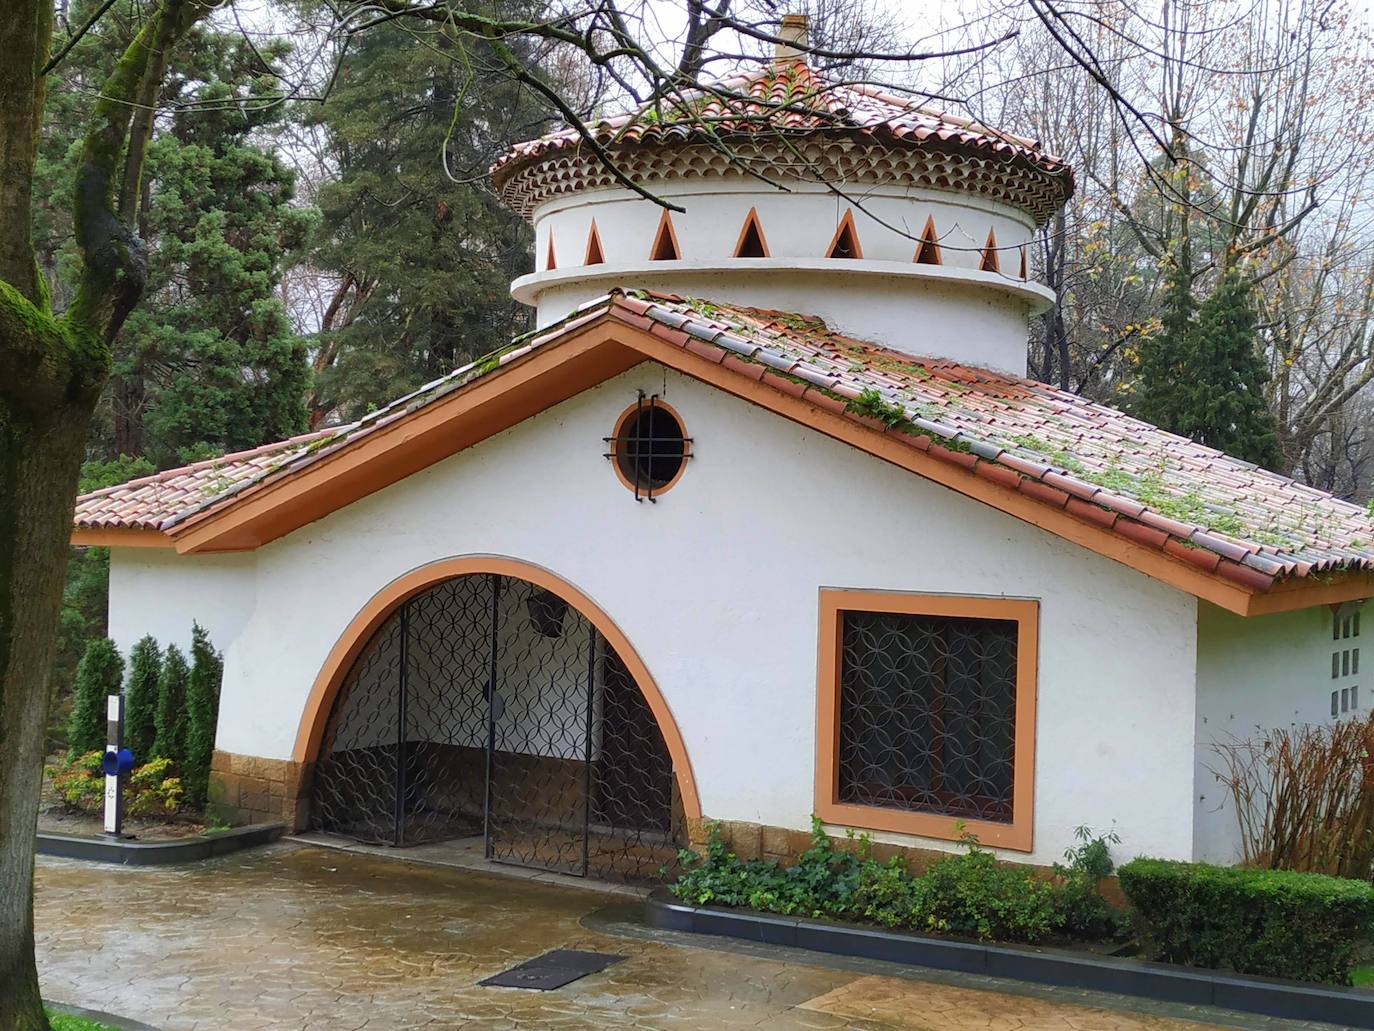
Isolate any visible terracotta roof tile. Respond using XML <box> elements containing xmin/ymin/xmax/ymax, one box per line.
<box><xmin>491</xmin><ymin>61</ymin><xmax>1072</xmax><ymax>220</ymax></box>
<box><xmin>73</xmin><ymin>431</ymin><xmax>336</xmax><ymax>531</ymax></box>
<box><xmin>75</xmin><ymin>287</ymin><xmax>1374</xmax><ymax>590</ymax></box>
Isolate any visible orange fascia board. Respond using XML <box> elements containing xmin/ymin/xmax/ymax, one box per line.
<box><xmin>164</xmin><ymin>311</ymin><xmax>1360</xmax><ymax>617</ymax></box>
<box><xmin>1242</xmin><ymin>570</ymin><xmax>1374</xmax><ymax>617</ymax></box>
<box><xmin>71</xmin><ymin>527</ymin><xmax>174</xmax><ymax>549</ymax></box>
<box><xmin>170</xmin><ymin>326</ymin><xmax>642</xmax><ymax>553</ymax></box>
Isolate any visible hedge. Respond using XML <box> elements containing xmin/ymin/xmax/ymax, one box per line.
<box><xmin>1118</xmin><ymin>857</ymin><xmax>1374</xmax><ymax>984</ymax></box>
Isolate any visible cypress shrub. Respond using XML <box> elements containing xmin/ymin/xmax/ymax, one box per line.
<box><xmin>67</xmin><ymin>639</ymin><xmax>124</xmax><ymax>755</ymax></box>
<box><xmin>183</xmin><ymin>623</ymin><xmax>223</xmax><ymax>807</ymax></box>
<box><xmin>152</xmin><ymin>644</ymin><xmax>190</xmax><ymax>765</ymax></box>
<box><xmin>1118</xmin><ymin>857</ymin><xmax>1374</xmax><ymax>984</ymax></box>
<box><xmin>124</xmin><ymin>635</ymin><xmax>161</xmax><ymax>761</ymax></box>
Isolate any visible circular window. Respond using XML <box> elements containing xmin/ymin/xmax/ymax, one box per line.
<box><xmin>609</xmin><ymin>398</ymin><xmax>690</xmax><ymax>498</ymax></box>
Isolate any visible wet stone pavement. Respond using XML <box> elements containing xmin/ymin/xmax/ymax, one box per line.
<box><xmin>34</xmin><ymin>842</ymin><xmax>1331</xmax><ymax>1031</ymax></box>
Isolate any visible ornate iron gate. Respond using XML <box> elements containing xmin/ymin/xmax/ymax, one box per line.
<box><xmin>311</xmin><ymin>574</ymin><xmax>682</xmax><ymax>882</ymax></box>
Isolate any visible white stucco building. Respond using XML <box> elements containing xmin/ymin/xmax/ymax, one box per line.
<box><xmin>74</xmin><ymin>23</ymin><xmax>1374</xmax><ymax>880</ymax></box>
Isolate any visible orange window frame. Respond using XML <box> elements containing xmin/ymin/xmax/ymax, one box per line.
<box><xmin>815</xmin><ymin>589</ymin><xmax>1038</xmax><ymax>851</ymax></box>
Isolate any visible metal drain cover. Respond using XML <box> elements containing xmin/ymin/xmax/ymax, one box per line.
<box><xmin>480</xmin><ymin>949</ymin><xmax>626</xmax><ymax>991</ymax></box>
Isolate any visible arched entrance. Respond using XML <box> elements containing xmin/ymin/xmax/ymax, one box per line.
<box><xmin>299</xmin><ymin>559</ymin><xmax>694</xmax><ymax>883</ymax></box>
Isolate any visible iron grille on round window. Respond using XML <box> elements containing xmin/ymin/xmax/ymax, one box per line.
<box><xmin>605</xmin><ymin>394</ymin><xmax>691</xmax><ymax>501</ymax></box>
<box><xmin>309</xmin><ymin>573</ymin><xmax>685</xmax><ymax>884</ymax></box>
<box><xmin>837</xmin><ymin>610</ymin><xmax>1017</xmax><ymax>823</ymax></box>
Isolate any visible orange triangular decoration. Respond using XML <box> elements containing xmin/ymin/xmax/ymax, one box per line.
<box><xmin>826</xmin><ymin>210</ymin><xmax>862</xmax><ymax>259</ymax></box>
<box><xmin>585</xmin><ymin>220</ymin><xmax>605</xmax><ymax>265</ymax></box>
<box><xmin>650</xmin><ymin>210</ymin><xmax>681</xmax><ymax>261</ymax></box>
<box><xmin>914</xmin><ymin>216</ymin><xmax>941</xmax><ymax>265</ymax></box>
<box><xmin>1019</xmin><ymin>245</ymin><xmax>1028</xmax><ymax>279</ymax></box>
<box><xmin>545</xmin><ymin>232</ymin><xmax>557</xmax><ymax>271</ymax></box>
<box><xmin>734</xmin><ymin>208</ymin><xmax>770</xmax><ymax>258</ymax></box>
<box><xmin>979</xmin><ymin>228</ymin><xmax>1000</xmax><ymax>273</ymax></box>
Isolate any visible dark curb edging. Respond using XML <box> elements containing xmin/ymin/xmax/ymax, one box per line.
<box><xmin>37</xmin><ymin>822</ymin><xmax>285</xmax><ymax>866</ymax></box>
<box><xmin>644</xmin><ymin>889</ymin><xmax>1374</xmax><ymax>1028</ymax></box>
<box><xmin>48</xmin><ymin>1000</ymin><xmax>161</xmax><ymax>1031</ymax></box>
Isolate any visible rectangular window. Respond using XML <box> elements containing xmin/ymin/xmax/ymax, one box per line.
<box><xmin>816</xmin><ymin>591</ymin><xmax>1038</xmax><ymax>851</ymax></box>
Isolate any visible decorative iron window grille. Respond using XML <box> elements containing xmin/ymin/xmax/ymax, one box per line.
<box><xmin>604</xmin><ymin>393</ymin><xmax>692</xmax><ymax>501</ymax></box>
<box><xmin>837</xmin><ymin>609</ymin><xmax>1018</xmax><ymax>823</ymax></box>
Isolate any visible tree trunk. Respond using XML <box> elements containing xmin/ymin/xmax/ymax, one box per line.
<box><xmin>0</xmin><ymin>4</ymin><xmax>208</xmax><ymax>1025</ymax></box>
<box><xmin>0</xmin><ymin>405</ymin><xmax>91</xmax><ymax>1031</ymax></box>
<box><xmin>113</xmin><ymin>365</ymin><xmax>145</xmax><ymax>457</ymax></box>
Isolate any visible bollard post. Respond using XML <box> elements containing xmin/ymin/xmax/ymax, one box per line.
<box><xmin>102</xmin><ymin>694</ymin><xmax>133</xmax><ymax>837</ymax></box>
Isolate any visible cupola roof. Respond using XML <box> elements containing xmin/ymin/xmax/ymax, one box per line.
<box><xmin>492</xmin><ymin>59</ymin><xmax>1074</xmax><ymax>225</ymax></box>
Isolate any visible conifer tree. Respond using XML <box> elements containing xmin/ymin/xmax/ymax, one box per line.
<box><xmin>1187</xmin><ymin>267</ymin><xmax>1280</xmax><ymax>467</ymax></box>
<box><xmin>67</xmin><ymin>640</ymin><xmax>125</xmax><ymax>756</ymax></box>
<box><xmin>1134</xmin><ymin>251</ymin><xmax>1196</xmax><ymax>435</ymax></box>
<box><xmin>183</xmin><ymin>624</ymin><xmax>223</xmax><ymax>807</ymax></box>
<box><xmin>153</xmin><ymin>644</ymin><xmax>191</xmax><ymax>765</ymax></box>
<box><xmin>124</xmin><ymin>636</ymin><xmax>162</xmax><ymax>761</ymax></box>
<box><xmin>1135</xmin><ymin>254</ymin><xmax>1278</xmax><ymax>469</ymax></box>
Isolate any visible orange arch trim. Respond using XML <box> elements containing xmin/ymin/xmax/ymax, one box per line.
<box><xmin>292</xmin><ymin>555</ymin><xmax>702</xmax><ymax>820</ymax></box>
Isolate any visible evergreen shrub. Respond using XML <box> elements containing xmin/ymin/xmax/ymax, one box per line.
<box><xmin>46</xmin><ymin>751</ymin><xmax>183</xmax><ymax>816</ymax></box>
<box><xmin>124</xmin><ymin>635</ymin><xmax>161</xmax><ymax>760</ymax></box>
<box><xmin>152</xmin><ymin>644</ymin><xmax>190</xmax><ymax>764</ymax></box>
<box><xmin>183</xmin><ymin>623</ymin><xmax>223</xmax><ymax>807</ymax></box>
<box><xmin>67</xmin><ymin>639</ymin><xmax>123</xmax><ymax>755</ymax></box>
<box><xmin>671</xmin><ymin>819</ymin><xmax>1118</xmax><ymax>945</ymax></box>
<box><xmin>1118</xmin><ymin>857</ymin><xmax>1374</xmax><ymax>985</ymax></box>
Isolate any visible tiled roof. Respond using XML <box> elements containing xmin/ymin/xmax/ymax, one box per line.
<box><xmin>74</xmin><ymin>431</ymin><xmax>337</xmax><ymax>530</ymax></box>
<box><xmin>603</xmin><ymin>294</ymin><xmax>1374</xmax><ymax>589</ymax></box>
<box><xmin>490</xmin><ymin>60</ymin><xmax>1073</xmax><ymax>214</ymax></box>
<box><xmin>75</xmin><ymin>289</ymin><xmax>1374</xmax><ymax>593</ymax></box>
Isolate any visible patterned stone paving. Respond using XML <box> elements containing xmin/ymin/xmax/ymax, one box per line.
<box><xmin>33</xmin><ymin>843</ymin><xmax>1314</xmax><ymax>1030</ymax></box>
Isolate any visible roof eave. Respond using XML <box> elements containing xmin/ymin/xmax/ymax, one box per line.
<box><xmin>70</xmin><ymin>526</ymin><xmax>175</xmax><ymax>549</ymax></box>
<box><xmin>143</xmin><ymin>301</ymin><xmax>1362</xmax><ymax>618</ymax></box>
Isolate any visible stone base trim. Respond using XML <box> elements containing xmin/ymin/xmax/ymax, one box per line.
<box><xmin>209</xmin><ymin>751</ymin><xmax>312</xmax><ymax>830</ymax></box>
<box><xmin>690</xmin><ymin>817</ymin><xmax>983</xmax><ymax>874</ymax></box>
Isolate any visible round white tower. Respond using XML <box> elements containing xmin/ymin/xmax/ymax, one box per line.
<box><xmin>491</xmin><ymin>18</ymin><xmax>1072</xmax><ymax>377</ymax></box>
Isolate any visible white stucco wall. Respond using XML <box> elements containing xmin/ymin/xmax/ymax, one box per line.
<box><xmin>108</xmin><ymin>549</ymin><xmax>256</xmax><ymax>659</ymax></box>
<box><xmin>1192</xmin><ymin>600</ymin><xmax>1369</xmax><ymax>864</ymax></box>
<box><xmin>107</xmin><ymin>365</ymin><xmax>1201</xmax><ymax>866</ymax></box>
<box><xmin>513</xmin><ymin>179</ymin><xmax>1052</xmax><ymax>376</ymax></box>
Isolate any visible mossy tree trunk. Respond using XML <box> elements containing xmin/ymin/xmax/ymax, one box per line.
<box><xmin>0</xmin><ymin>3</ymin><xmax>208</xmax><ymax>1028</ymax></box>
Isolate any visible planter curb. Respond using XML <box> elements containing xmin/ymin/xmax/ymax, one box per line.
<box><xmin>48</xmin><ymin>1000</ymin><xmax>161</xmax><ymax>1031</ymax></box>
<box><xmin>37</xmin><ymin>822</ymin><xmax>284</xmax><ymax>866</ymax></box>
<box><xmin>644</xmin><ymin>889</ymin><xmax>1374</xmax><ymax>1027</ymax></box>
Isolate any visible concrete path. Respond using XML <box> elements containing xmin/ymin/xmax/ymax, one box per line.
<box><xmin>33</xmin><ymin>843</ymin><xmax>1328</xmax><ymax>1030</ymax></box>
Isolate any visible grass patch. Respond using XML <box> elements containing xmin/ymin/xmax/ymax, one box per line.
<box><xmin>46</xmin><ymin>1009</ymin><xmax>120</xmax><ymax>1031</ymax></box>
<box><xmin>1353</xmin><ymin>963</ymin><xmax>1374</xmax><ymax>987</ymax></box>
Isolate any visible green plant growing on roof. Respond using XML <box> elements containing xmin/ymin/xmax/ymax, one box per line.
<box><xmin>847</xmin><ymin>388</ymin><xmax>909</xmax><ymax>429</ymax></box>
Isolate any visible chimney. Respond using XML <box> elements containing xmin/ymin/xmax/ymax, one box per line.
<box><xmin>774</xmin><ymin>13</ymin><xmax>809</xmax><ymax>65</ymax></box>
